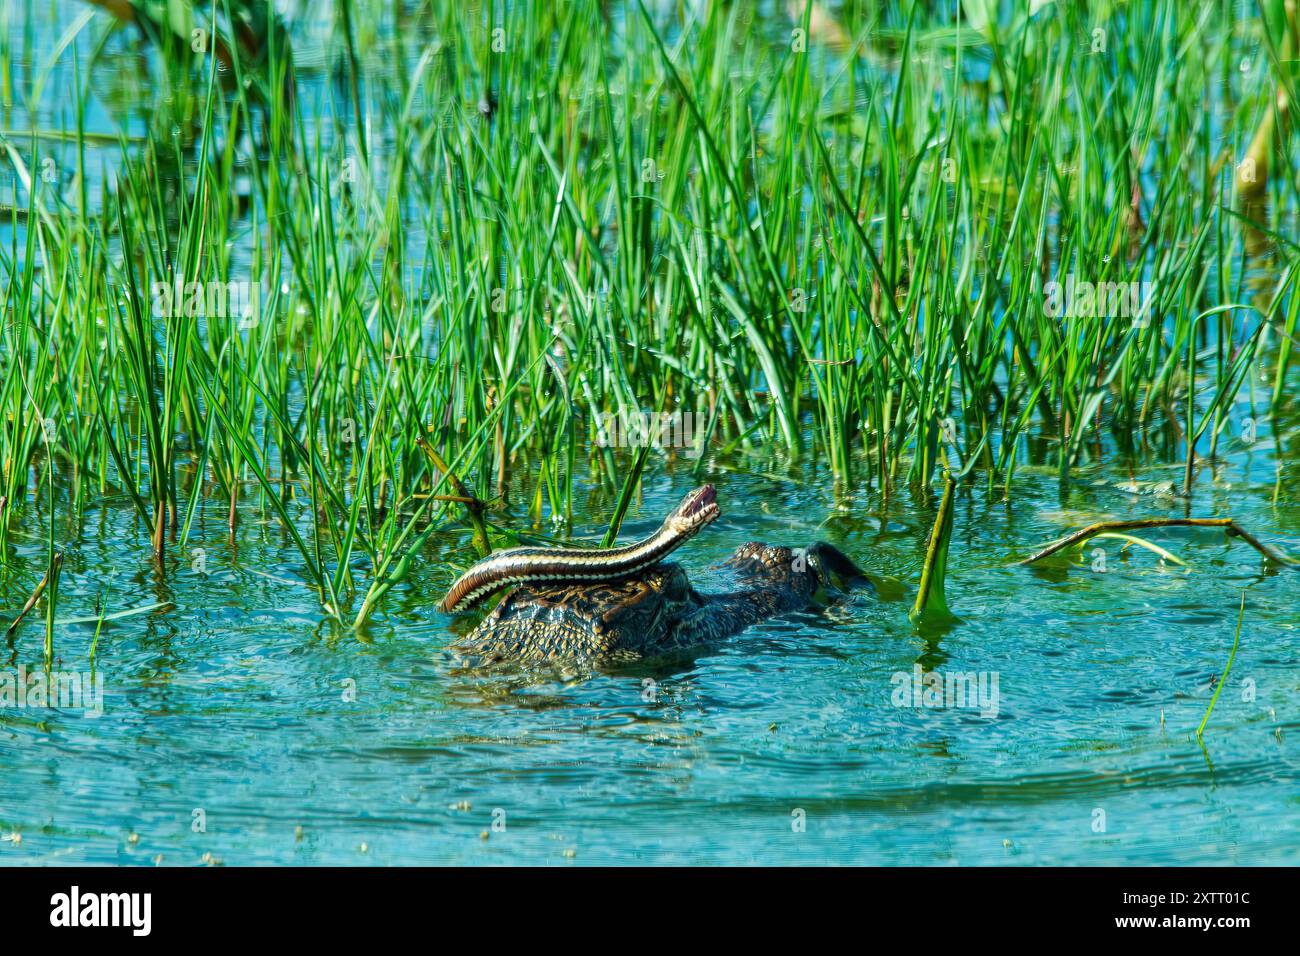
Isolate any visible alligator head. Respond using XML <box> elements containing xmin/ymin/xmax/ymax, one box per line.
<box><xmin>454</xmin><ymin>540</ymin><xmax>868</xmax><ymax>664</ymax></box>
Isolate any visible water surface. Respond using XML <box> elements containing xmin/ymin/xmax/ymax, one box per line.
<box><xmin>2</xmin><ymin>441</ymin><xmax>1297</xmax><ymax>865</ymax></box>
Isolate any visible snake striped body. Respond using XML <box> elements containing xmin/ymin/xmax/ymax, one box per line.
<box><xmin>439</xmin><ymin>485</ymin><xmax>720</xmax><ymax>613</ymax></box>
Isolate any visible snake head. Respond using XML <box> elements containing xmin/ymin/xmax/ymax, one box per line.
<box><xmin>663</xmin><ymin>484</ymin><xmax>721</xmax><ymax>537</ymax></box>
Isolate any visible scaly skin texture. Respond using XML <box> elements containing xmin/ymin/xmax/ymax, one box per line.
<box><xmin>454</xmin><ymin>541</ymin><xmax>865</xmax><ymax>663</ymax></box>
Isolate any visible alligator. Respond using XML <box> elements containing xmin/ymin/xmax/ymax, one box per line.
<box><xmin>448</xmin><ymin>487</ymin><xmax>868</xmax><ymax>663</ymax></box>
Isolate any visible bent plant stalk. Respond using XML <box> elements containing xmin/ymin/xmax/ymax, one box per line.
<box><xmin>1016</xmin><ymin>518</ymin><xmax>1299</xmax><ymax>568</ymax></box>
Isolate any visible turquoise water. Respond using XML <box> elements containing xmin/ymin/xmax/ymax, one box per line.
<box><xmin>2</xmin><ymin>437</ymin><xmax>1297</xmax><ymax>865</ymax></box>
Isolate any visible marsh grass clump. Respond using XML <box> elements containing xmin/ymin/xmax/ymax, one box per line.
<box><xmin>0</xmin><ymin>0</ymin><xmax>1297</xmax><ymax>624</ymax></box>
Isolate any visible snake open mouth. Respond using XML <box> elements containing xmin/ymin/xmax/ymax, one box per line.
<box><xmin>672</xmin><ymin>484</ymin><xmax>720</xmax><ymax>529</ymax></box>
